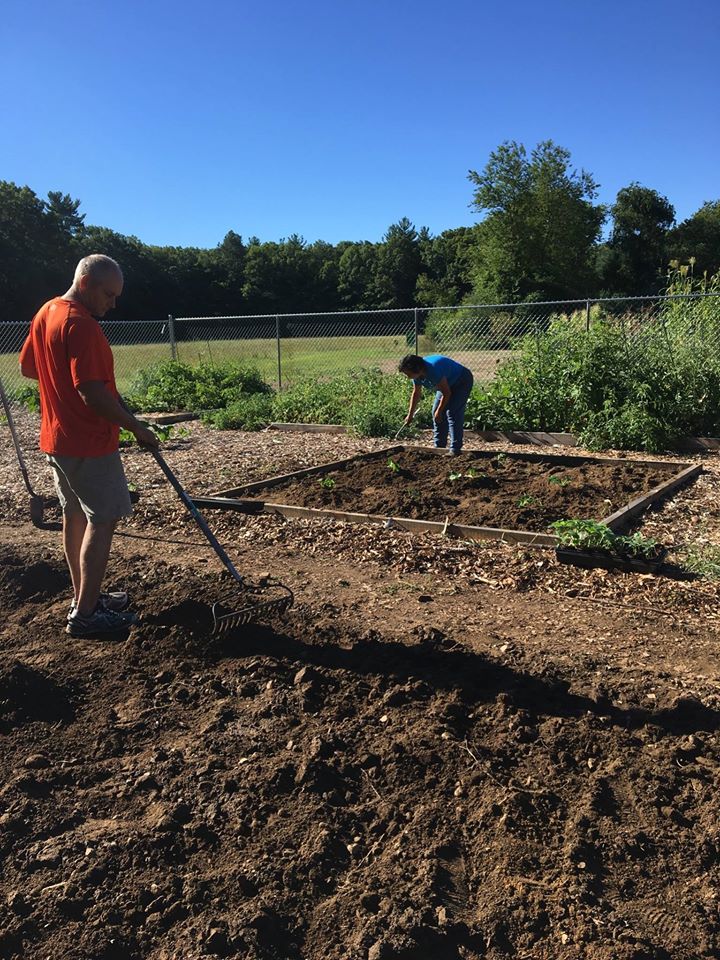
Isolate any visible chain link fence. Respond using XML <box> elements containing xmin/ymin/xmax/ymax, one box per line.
<box><xmin>2</xmin><ymin>294</ymin><xmax>719</xmax><ymax>399</ymax></box>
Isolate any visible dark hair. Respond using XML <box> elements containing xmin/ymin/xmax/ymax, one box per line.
<box><xmin>399</xmin><ymin>354</ymin><xmax>425</xmax><ymax>376</ymax></box>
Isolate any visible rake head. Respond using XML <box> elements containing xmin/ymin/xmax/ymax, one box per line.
<box><xmin>210</xmin><ymin>579</ymin><xmax>294</xmax><ymax>634</ymax></box>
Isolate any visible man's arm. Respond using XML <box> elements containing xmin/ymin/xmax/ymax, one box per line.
<box><xmin>19</xmin><ymin>337</ymin><xmax>38</xmax><ymax>380</ymax></box>
<box><xmin>76</xmin><ymin>381</ymin><xmax>159</xmax><ymax>448</ymax></box>
<box><xmin>433</xmin><ymin>377</ymin><xmax>452</xmax><ymax>420</ymax></box>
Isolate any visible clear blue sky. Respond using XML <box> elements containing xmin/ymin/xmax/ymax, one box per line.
<box><xmin>2</xmin><ymin>0</ymin><xmax>718</xmax><ymax>248</ymax></box>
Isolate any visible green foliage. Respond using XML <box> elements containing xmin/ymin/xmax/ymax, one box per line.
<box><xmin>550</xmin><ymin>519</ymin><xmax>618</xmax><ymax>550</ymax></box>
<box><xmin>517</xmin><ymin>494</ymin><xmax>539</xmax><ymax>508</ymax></box>
<box><xmin>467</xmin><ymin>140</ymin><xmax>605</xmax><ymax>302</ymax></box>
<box><xmin>126</xmin><ymin>359</ymin><xmax>271</xmax><ymax>412</ymax></box>
<box><xmin>387</xmin><ymin>458</ymin><xmax>400</xmax><ymax>473</ymax></box>
<box><xmin>679</xmin><ymin>544</ymin><xmax>720</xmax><ymax>580</ymax></box>
<box><xmin>205</xmin><ymin>393</ymin><xmax>275</xmax><ymax>430</ymax></box>
<box><xmin>318</xmin><ymin>476</ymin><xmax>336</xmax><ymax>490</ymax></box>
<box><xmin>598</xmin><ymin>183</ymin><xmax>675</xmax><ymax>296</ymax></box>
<box><xmin>473</xmin><ymin>266</ymin><xmax>720</xmax><ymax>451</ymax></box>
<box><xmin>551</xmin><ymin>519</ymin><xmax>660</xmax><ymax>560</ymax></box>
<box><xmin>17</xmin><ymin>383</ymin><xmax>40</xmax><ymax>412</ymax></box>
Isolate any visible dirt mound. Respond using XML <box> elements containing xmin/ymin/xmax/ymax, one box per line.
<box><xmin>0</xmin><ymin>547</ymin><xmax>70</xmax><ymax>602</ymax></box>
<box><xmin>0</xmin><ymin>660</ymin><xmax>75</xmax><ymax>729</ymax></box>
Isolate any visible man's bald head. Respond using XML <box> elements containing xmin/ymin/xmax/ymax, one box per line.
<box><xmin>73</xmin><ymin>254</ymin><xmax>123</xmax><ymax>286</ymax></box>
<box><xmin>69</xmin><ymin>255</ymin><xmax>124</xmax><ymax>318</ymax></box>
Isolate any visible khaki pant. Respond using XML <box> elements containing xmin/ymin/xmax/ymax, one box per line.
<box><xmin>47</xmin><ymin>451</ymin><xmax>133</xmax><ymax>524</ymax></box>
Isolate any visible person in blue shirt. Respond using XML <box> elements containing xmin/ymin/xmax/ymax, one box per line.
<box><xmin>398</xmin><ymin>354</ymin><xmax>474</xmax><ymax>455</ymax></box>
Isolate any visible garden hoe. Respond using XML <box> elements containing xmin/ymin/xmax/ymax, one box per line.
<box><xmin>150</xmin><ymin>449</ymin><xmax>294</xmax><ymax>633</ymax></box>
<box><xmin>0</xmin><ymin>377</ymin><xmax>44</xmax><ymax>527</ymax></box>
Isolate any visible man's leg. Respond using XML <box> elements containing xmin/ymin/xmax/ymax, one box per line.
<box><xmin>446</xmin><ymin>376</ymin><xmax>473</xmax><ymax>454</ymax></box>
<box><xmin>432</xmin><ymin>391</ymin><xmax>449</xmax><ymax>448</ymax></box>
<box><xmin>62</xmin><ymin>510</ymin><xmax>87</xmax><ymax>603</ymax></box>
<box><xmin>76</xmin><ymin>520</ymin><xmax>117</xmax><ymax>616</ymax></box>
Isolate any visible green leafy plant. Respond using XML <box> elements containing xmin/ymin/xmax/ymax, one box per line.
<box><xmin>550</xmin><ymin>519</ymin><xmax>617</xmax><ymax>550</ymax></box>
<box><xmin>548</xmin><ymin>475</ymin><xmax>570</xmax><ymax>487</ymax></box>
<box><xmin>614</xmin><ymin>532</ymin><xmax>660</xmax><ymax>559</ymax></box>
<box><xmin>387</xmin><ymin>458</ymin><xmax>400</xmax><ymax>473</ymax></box>
<box><xmin>517</xmin><ymin>494</ymin><xmax>539</xmax><ymax>508</ymax></box>
<box><xmin>551</xmin><ymin>519</ymin><xmax>661</xmax><ymax>560</ymax></box>
<box><xmin>448</xmin><ymin>471</ymin><xmax>464</xmax><ymax>481</ymax></box>
<box><xmin>319</xmin><ymin>476</ymin><xmax>336</xmax><ymax>490</ymax></box>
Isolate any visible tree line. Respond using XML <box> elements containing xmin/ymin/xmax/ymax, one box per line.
<box><xmin>1</xmin><ymin>139</ymin><xmax>718</xmax><ymax>324</ymax></box>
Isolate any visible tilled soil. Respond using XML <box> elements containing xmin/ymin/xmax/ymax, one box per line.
<box><xmin>233</xmin><ymin>448</ymin><xmax>679</xmax><ymax>531</ymax></box>
<box><xmin>2</xmin><ymin>412</ymin><xmax>720</xmax><ymax>959</ymax></box>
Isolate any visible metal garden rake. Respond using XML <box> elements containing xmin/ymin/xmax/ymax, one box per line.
<box><xmin>150</xmin><ymin>449</ymin><xmax>294</xmax><ymax>633</ymax></box>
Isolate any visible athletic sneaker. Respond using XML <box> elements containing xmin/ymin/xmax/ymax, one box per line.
<box><xmin>66</xmin><ymin>606</ymin><xmax>138</xmax><ymax>637</ymax></box>
<box><xmin>67</xmin><ymin>591</ymin><xmax>129</xmax><ymax>621</ymax></box>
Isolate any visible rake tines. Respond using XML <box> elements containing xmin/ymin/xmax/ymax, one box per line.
<box><xmin>211</xmin><ymin>583</ymin><xmax>295</xmax><ymax>634</ymax></box>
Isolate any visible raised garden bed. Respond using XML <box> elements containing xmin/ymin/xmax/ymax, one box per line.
<box><xmin>194</xmin><ymin>446</ymin><xmax>701</xmax><ymax>546</ymax></box>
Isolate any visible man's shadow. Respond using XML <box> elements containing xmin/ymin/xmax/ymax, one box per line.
<box><xmin>205</xmin><ymin>619</ymin><xmax>720</xmax><ymax>737</ymax></box>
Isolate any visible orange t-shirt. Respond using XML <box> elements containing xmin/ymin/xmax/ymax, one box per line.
<box><xmin>19</xmin><ymin>297</ymin><xmax>120</xmax><ymax>457</ymax></box>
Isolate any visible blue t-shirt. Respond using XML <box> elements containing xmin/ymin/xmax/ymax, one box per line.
<box><xmin>413</xmin><ymin>355</ymin><xmax>467</xmax><ymax>390</ymax></box>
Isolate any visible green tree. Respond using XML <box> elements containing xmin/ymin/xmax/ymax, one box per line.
<box><xmin>668</xmin><ymin>201</ymin><xmax>720</xmax><ymax>277</ymax></box>
<box><xmin>0</xmin><ymin>181</ymin><xmax>81</xmax><ymax>321</ymax></box>
<box><xmin>337</xmin><ymin>242</ymin><xmax>382</xmax><ymax>309</ymax></box>
<box><xmin>468</xmin><ymin>141</ymin><xmax>605</xmax><ymax>302</ymax></box>
<box><xmin>372</xmin><ymin>217</ymin><xmax>423</xmax><ymax>308</ymax></box>
<box><xmin>598</xmin><ymin>183</ymin><xmax>675</xmax><ymax>295</ymax></box>
<box><xmin>415</xmin><ymin>226</ymin><xmax>477</xmax><ymax>306</ymax></box>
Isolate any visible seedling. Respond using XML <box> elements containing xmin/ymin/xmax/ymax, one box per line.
<box><xmin>448</xmin><ymin>471</ymin><xmax>464</xmax><ymax>482</ymax></box>
<box><xmin>494</xmin><ymin>453</ymin><xmax>507</xmax><ymax>464</ymax></box>
<box><xmin>387</xmin><ymin>458</ymin><xmax>401</xmax><ymax>474</ymax></box>
<box><xmin>517</xmin><ymin>494</ymin><xmax>539</xmax><ymax>508</ymax></box>
<box><xmin>319</xmin><ymin>476</ymin><xmax>336</xmax><ymax>490</ymax></box>
<box><xmin>548</xmin><ymin>475</ymin><xmax>570</xmax><ymax>487</ymax></box>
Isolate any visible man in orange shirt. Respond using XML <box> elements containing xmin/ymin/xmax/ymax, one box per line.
<box><xmin>20</xmin><ymin>254</ymin><xmax>159</xmax><ymax>637</ymax></box>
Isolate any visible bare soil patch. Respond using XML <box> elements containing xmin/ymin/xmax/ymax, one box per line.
<box><xmin>236</xmin><ymin>447</ymin><xmax>677</xmax><ymax>531</ymax></box>
<box><xmin>2</xmin><ymin>409</ymin><xmax>720</xmax><ymax>959</ymax></box>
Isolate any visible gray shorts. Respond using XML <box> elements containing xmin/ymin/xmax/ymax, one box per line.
<box><xmin>47</xmin><ymin>451</ymin><xmax>133</xmax><ymax>524</ymax></box>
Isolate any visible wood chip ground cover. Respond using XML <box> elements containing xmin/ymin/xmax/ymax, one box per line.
<box><xmin>1</xmin><ymin>408</ymin><xmax>720</xmax><ymax>959</ymax></box>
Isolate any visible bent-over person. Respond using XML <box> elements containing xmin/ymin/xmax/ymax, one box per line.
<box><xmin>398</xmin><ymin>353</ymin><xmax>474</xmax><ymax>455</ymax></box>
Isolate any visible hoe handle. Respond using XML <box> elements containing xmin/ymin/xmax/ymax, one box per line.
<box><xmin>150</xmin><ymin>449</ymin><xmax>244</xmax><ymax>585</ymax></box>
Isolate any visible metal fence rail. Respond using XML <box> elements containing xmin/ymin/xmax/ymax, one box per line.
<box><xmin>1</xmin><ymin>294</ymin><xmax>719</xmax><ymax>399</ymax></box>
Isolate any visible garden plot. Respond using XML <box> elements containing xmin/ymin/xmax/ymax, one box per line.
<box><xmin>202</xmin><ymin>446</ymin><xmax>700</xmax><ymax>545</ymax></box>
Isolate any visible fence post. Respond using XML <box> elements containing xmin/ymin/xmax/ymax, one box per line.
<box><xmin>167</xmin><ymin>314</ymin><xmax>177</xmax><ymax>361</ymax></box>
<box><xmin>276</xmin><ymin>315</ymin><xmax>282</xmax><ymax>391</ymax></box>
<box><xmin>585</xmin><ymin>300</ymin><xmax>591</xmax><ymax>333</ymax></box>
<box><xmin>413</xmin><ymin>308</ymin><xmax>419</xmax><ymax>355</ymax></box>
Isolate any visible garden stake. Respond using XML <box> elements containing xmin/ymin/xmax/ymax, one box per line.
<box><xmin>0</xmin><ymin>377</ymin><xmax>44</xmax><ymax>527</ymax></box>
<box><xmin>150</xmin><ymin>449</ymin><xmax>294</xmax><ymax>633</ymax></box>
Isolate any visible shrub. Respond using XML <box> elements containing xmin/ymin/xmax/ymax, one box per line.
<box><xmin>472</xmin><ymin>267</ymin><xmax>720</xmax><ymax>451</ymax></box>
<box><xmin>205</xmin><ymin>393</ymin><xmax>275</xmax><ymax>430</ymax></box>
<box><xmin>126</xmin><ymin>360</ymin><xmax>272</xmax><ymax>412</ymax></box>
